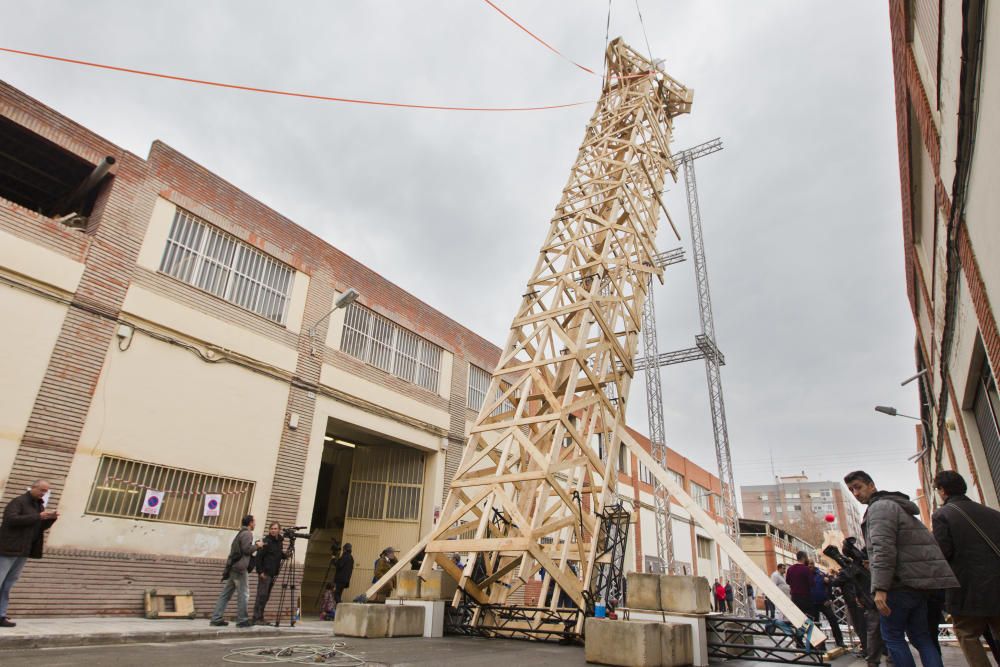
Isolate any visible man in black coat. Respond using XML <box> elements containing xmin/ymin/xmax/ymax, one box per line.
<box><xmin>931</xmin><ymin>470</ymin><xmax>1000</xmax><ymax>667</ymax></box>
<box><xmin>333</xmin><ymin>543</ymin><xmax>354</xmax><ymax>604</ymax></box>
<box><xmin>0</xmin><ymin>480</ymin><xmax>59</xmax><ymax>627</ymax></box>
<box><xmin>252</xmin><ymin>521</ymin><xmax>288</xmax><ymax>625</ymax></box>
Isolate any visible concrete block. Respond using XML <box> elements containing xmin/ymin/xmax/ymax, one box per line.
<box><xmin>394</xmin><ymin>571</ymin><xmax>421</xmax><ymax>599</ymax></box>
<box><xmin>626</xmin><ymin>572</ymin><xmax>662</xmax><ymax>611</ymax></box>
<box><xmin>585</xmin><ymin>618</ymin><xmax>661</xmax><ymax>667</ymax></box>
<box><xmin>419</xmin><ymin>570</ymin><xmax>458</xmax><ymax>601</ymax></box>
<box><xmin>386</xmin><ymin>604</ymin><xmax>424</xmax><ymax>637</ymax></box>
<box><xmin>390</xmin><ymin>599</ymin><xmax>445</xmax><ymax>637</ymax></box>
<box><xmin>333</xmin><ymin>603</ymin><xmax>389</xmax><ymax>638</ymax></box>
<box><xmin>660</xmin><ymin>622</ymin><xmax>694</xmax><ymax>666</ymax></box>
<box><xmin>659</xmin><ymin>576</ymin><xmax>711</xmax><ymax>614</ymax></box>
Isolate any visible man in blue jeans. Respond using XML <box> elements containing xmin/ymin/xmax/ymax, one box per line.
<box><xmin>0</xmin><ymin>479</ymin><xmax>59</xmax><ymax>627</ymax></box>
<box><xmin>845</xmin><ymin>470</ymin><xmax>957</xmax><ymax>667</ymax></box>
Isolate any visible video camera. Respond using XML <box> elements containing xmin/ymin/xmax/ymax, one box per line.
<box><xmin>283</xmin><ymin>525</ymin><xmax>311</xmax><ymax>541</ymax></box>
<box><xmin>823</xmin><ymin>537</ymin><xmax>873</xmax><ymax>609</ymax></box>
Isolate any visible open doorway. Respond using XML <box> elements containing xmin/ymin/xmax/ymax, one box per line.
<box><xmin>301</xmin><ymin>419</ymin><xmax>428</xmax><ymax>613</ymax></box>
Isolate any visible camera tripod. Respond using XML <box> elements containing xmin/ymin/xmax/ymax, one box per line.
<box><xmin>271</xmin><ymin>535</ymin><xmax>300</xmax><ymax>627</ymax></box>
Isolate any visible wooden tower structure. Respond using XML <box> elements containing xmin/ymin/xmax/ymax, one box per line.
<box><xmin>365</xmin><ymin>38</ymin><xmax>823</xmax><ymax>645</ymax></box>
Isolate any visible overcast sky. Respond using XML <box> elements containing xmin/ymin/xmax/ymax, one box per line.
<box><xmin>0</xmin><ymin>1</ymin><xmax>923</xmax><ymax>505</ymax></box>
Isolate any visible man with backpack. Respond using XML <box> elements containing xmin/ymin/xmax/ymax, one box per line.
<box><xmin>210</xmin><ymin>514</ymin><xmax>260</xmax><ymax>627</ymax></box>
<box><xmin>931</xmin><ymin>470</ymin><xmax>1000</xmax><ymax>667</ymax></box>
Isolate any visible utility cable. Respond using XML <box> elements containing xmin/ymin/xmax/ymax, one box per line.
<box><xmin>480</xmin><ymin>0</ymin><xmax>596</xmax><ymax>75</ymax></box>
<box><xmin>0</xmin><ymin>46</ymin><xmax>590</xmax><ymax>112</ymax></box>
<box><xmin>633</xmin><ymin>0</ymin><xmax>655</xmax><ymax>64</ymax></box>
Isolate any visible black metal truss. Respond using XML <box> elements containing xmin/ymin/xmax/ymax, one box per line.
<box><xmin>706</xmin><ymin>616</ymin><xmax>829</xmax><ymax>665</ymax></box>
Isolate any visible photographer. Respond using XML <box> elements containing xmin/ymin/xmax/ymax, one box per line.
<box><xmin>0</xmin><ymin>479</ymin><xmax>58</xmax><ymax>628</ymax></box>
<box><xmin>333</xmin><ymin>542</ymin><xmax>354</xmax><ymax>605</ymax></box>
<box><xmin>251</xmin><ymin>521</ymin><xmax>289</xmax><ymax>625</ymax></box>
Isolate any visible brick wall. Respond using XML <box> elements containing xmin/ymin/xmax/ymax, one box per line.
<box><xmin>8</xmin><ymin>547</ymin><xmax>301</xmax><ymax>620</ymax></box>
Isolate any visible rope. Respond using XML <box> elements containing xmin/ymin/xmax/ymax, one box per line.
<box><xmin>0</xmin><ymin>46</ymin><xmax>590</xmax><ymax>113</ymax></box>
<box><xmin>633</xmin><ymin>0</ymin><xmax>655</xmax><ymax>64</ymax></box>
<box><xmin>480</xmin><ymin>0</ymin><xmax>596</xmax><ymax>75</ymax></box>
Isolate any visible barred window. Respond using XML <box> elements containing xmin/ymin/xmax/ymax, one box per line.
<box><xmin>340</xmin><ymin>302</ymin><xmax>443</xmax><ymax>392</ymax></box>
<box><xmin>85</xmin><ymin>455</ymin><xmax>254</xmax><ymax>529</ymax></box>
<box><xmin>467</xmin><ymin>364</ymin><xmax>515</xmax><ymax>415</ymax></box>
<box><xmin>346</xmin><ymin>445</ymin><xmax>424</xmax><ymax>522</ymax></box>
<box><xmin>159</xmin><ymin>208</ymin><xmax>294</xmax><ymax>324</ymax></box>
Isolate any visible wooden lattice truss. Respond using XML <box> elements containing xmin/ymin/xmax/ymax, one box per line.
<box><xmin>366</xmin><ymin>38</ymin><xmax>823</xmax><ymax>644</ymax></box>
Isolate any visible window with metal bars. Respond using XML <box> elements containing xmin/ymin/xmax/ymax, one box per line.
<box><xmin>345</xmin><ymin>445</ymin><xmax>425</xmax><ymax>522</ymax></box>
<box><xmin>85</xmin><ymin>455</ymin><xmax>254</xmax><ymax>529</ymax></box>
<box><xmin>159</xmin><ymin>208</ymin><xmax>294</xmax><ymax>324</ymax></box>
<box><xmin>467</xmin><ymin>364</ymin><xmax>515</xmax><ymax>415</ymax></box>
<box><xmin>340</xmin><ymin>302</ymin><xmax>443</xmax><ymax>393</ymax></box>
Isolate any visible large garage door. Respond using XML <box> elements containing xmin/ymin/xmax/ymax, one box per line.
<box><xmin>341</xmin><ymin>445</ymin><xmax>425</xmax><ymax>601</ymax></box>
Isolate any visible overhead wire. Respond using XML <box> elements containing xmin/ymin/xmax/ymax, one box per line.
<box><xmin>0</xmin><ymin>46</ymin><xmax>591</xmax><ymax>112</ymax></box>
<box><xmin>480</xmin><ymin>0</ymin><xmax>597</xmax><ymax>75</ymax></box>
<box><xmin>633</xmin><ymin>0</ymin><xmax>655</xmax><ymax>64</ymax></box>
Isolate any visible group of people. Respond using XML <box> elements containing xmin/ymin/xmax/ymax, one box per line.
<box><xmin>712</xmin><ymin>578</ymin><xmax>734</xmax><ymax>613</ymax></box>
<box><xmin>749</xmin><ymin>468</ymin><xmax>1000</xmax><ymax>667</ymax></box>
<box><xmin>838</xmin><ymin>469</ymin><xmax>1000</xmax><ymax>667</ymax></box>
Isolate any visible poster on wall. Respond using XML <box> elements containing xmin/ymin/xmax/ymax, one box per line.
<box><xmin>141</xmin><ymin>489</ymin><xmax>164</xmax><ymax>515</ymax></box>
<box><xmin>204</xmin><ymin>494</ymin><xmax>222</xmax><ymax>517</ymax></box>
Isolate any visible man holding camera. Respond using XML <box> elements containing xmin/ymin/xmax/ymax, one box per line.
<box><xmin>211</xmin><ymin>514</ymin><xmax>260</xmax><ymax>628</ymax></box>
<box><xmin>252</xmin><ymin>521</ymin><xmax>289</xmax><ymax>625</ymax></box>
<box><xmin>0</xmin><ymin>479</ymin><xmax>58</xmax><ymax>627</ymax></box>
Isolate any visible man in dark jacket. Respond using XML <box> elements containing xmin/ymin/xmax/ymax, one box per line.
<box><xmin>785</xmin><ymin>551</ymin><xmax>814</xmax><ymax>619</ymax></box>
<box><xmin>251</xmin><ymin>521</ymin><xmax>288</xmax><ymax>625</ymax></box>
<box><xmin>845</xmin><ymin>470</ymin><xmax>957</xmax><ymax>667</ymax></box>
<box><xmin>0</xmin><ymin>480</ymin><xmax>58</xmax><ymax>627</ymax></box>
<box><xmin>333</xmin><ymin>543</ymin><xmax>354</xmax><ymax>604</ymax></box>
<box><xmin>211</xmin><ymin>515</ymin><xmax>260</xmax><ymax>628</ymax></box>
<box><xmin>931</xmin><ymin>470</ymin><xmax>1000</xmax><ymax>667</ymax></box>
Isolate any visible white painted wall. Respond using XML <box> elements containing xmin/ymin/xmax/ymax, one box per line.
<box><xmin>52</xmin><ymin>332</ymin><xmax>289</xmax><ymax>559</ymax></box>
<box><xmin>0</xmin><ymin>287</ymin><xmax>69</xmax><ymax>497</ymax></box>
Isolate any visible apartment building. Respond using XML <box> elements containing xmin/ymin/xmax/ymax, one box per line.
<box><xmin>738</xmin><ymin>519</ymin><xmax>818</xmax><ymax>576</ymax></box>
<box><xmin>740</xmin><ymin>475</ymin><xmax>862</xmax><ymax>540</ymax></box>
<box><xmin>887</xmin><ymin>0</ymin><xmax>999</xmax><ymax>509</ymax></box>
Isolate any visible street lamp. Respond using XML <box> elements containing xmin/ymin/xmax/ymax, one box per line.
<box><xmin>308</xmin><ymin>288</ymin><xmax>360</xmax><ymax>356</ymax></box>
<box><xmin>874</xmin><ymin>405</ymin><xmax>921</xmax><ymax>421</ymax></box>
<box><xmin>875</xmin><ymin>406</ymin><xmax>929</xmax><ymax>461</ymax></box>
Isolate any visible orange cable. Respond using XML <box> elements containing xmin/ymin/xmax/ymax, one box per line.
<box><xmin>480</xmin><ymin>0</ymin><xmax>597</xmax><ymax>75</ymax></box>
<box><xmin>0</xmin><ymin>46</ymin><xmax>591</xmax><ymax>112</ymax></box>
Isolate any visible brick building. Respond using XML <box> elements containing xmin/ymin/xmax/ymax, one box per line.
<box><xmin>887</xmin><ymin>0</ymin><xmax>1000</xmax><ymax>510</ymax></box>
<box><xmin>0</xmin><ymin>81</ymin><xmax>506</xmax><ymax>617</ymax></box>
<box><xmin>740</xmin><ymin>475</ymin><xmax>863</xmax><ymax>540</ymax></box>
<box><xmin>738</xmin><ymin>518</ymin><xmax>818</xmax><ymax>577</ymax></box>
<box><xmin>0</xmin><ymin>82</ymin><xmax>727</xmax><ymax>617</ymax></box>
